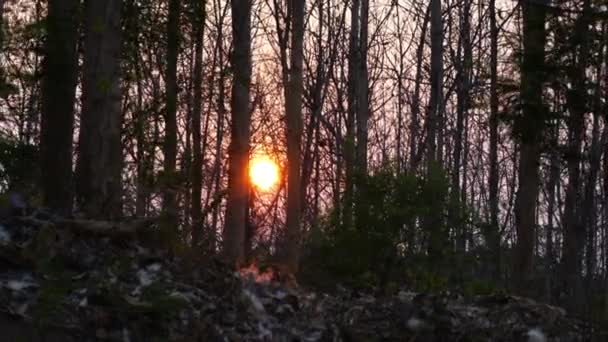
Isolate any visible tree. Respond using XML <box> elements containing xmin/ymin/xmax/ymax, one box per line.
<box><xmin>75</xmin><ymin>0</ymin><xmax>124</xmax><ymax>219</ymax></box>
<box><xmin>425</xmin><ymin>0</ymin><xmax>445</xmax><ymax>265</ymax></box>
<box><xmin>487</xmin><ymin>0</ymin><xmax>501</xmax><ymax>281</ymax></box>
<box><xmin>513</xmin><ymin>0</ymin><xmax>547</xmax><ymax>293</ymax></box>
<box><xmin>223</xmin><ymin>0</ymin><xmax>252</xmax><ymax>267</ymax></box>
<box><xmin>283</xmin><ymin>0</ymin><xmax>305</xmax><ymax>273</ymax></box>
<box><xmin>191</xmin><ymin>0</ymin><xmax>207</xmax><ymax>246</ymax></box>
<box><xmin>40</xmin><ymin>0</ymin><xmax>80</xmax><ymax>215</ymax></box>
<box><xmin>162</xmin><ymin>0</ymin><xmax>180</xmax><ymax>228</ymax></box>
<box><xmin>343</xmin><ymin>0</ymin><xmax>359</xmax><ymax>230</ymax></box>
<box><xmin>560</xmin><ymin>0</ymin><xmax>591</xmax><ymax>308</ymax></box>
<box><xmin>354</xmin><ymin>0</ymin><xmax>370</xmax><ymax>231</ymax></box>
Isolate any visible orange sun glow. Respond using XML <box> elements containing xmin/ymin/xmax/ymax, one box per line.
<box><xmin>249</xmin><ymin>155</ymin><xmax>279</xmax><ymax>191</ymax></box>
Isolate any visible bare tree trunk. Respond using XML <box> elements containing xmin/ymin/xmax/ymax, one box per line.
<box><xmin>451</xmin><ymin>0</ymin><xmax>471</xmax><ymax>253</ymax></box>
<box><xmin>344</xmin><ymin>0</ymin><xmax>360</xmax><ymax>230</ymax></box>
<box><xmin>75</xmin><ymin>0</ymin><xmax>124</xmax><ymax>219</ymax></box>
<box><xmin>191</xmin><ymin>0</ymin><xmax>206</xmax><ymax>246</ymax></box>
<box><xmin>513</xmin><ymin>0</ymin><xmax>546</xmax><ymax>294</ymax></box>
<box><xmin>544</xmin><ymin>122</ymin><xmax>559</xmax><ymax>301</ymax></box>
<box><xmin>223</xmin><ymin>0</ymin><xmax>252</xmax><ymax>267</ymax></box>
<box><xmin>487</xmin><ymin>0</ymin><xmax>501</xmax><ymax>281</ymax></box>
<box><xmin>425</xmin><ymin>0</ymin><xmax>444</xmax><ymax>265</ymax></box>
<box><xmin>560</xmin><ymin>0</ymin><xmax>590</xmax><ymax>309</ymax></box>
<box><xmin>283</xmin><ymin>0</ymin><xmax>305</xmax><ymax>273</ymax></box>
<box><xmin>583</xmin><ymin>112</ymin><xmax>604</xmax><ymax>281</ymax></box>
<box><xmin>40</xmin><ymin>0</ymin><xmax>80</xmax><ymax>215</ymax></box>
<box><xmin>162</xmin><ymin>0</ymin><xmax>180</xmax><ymax>228</ymax></box>
<box><xmin>409</xmin><ymin>4</ymin><xmax>430</xmax><ymax>172</ymax></box>
<box><xmin>355</xmin><ymin>0</ymin><xmax>369</xmax><ymax>231</ymax></box>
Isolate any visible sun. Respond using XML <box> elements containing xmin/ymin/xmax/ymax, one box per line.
<box><xmin>249</xmin><ymin>155</ymin><xmax>279</xmax><ymax>191</ymax></box>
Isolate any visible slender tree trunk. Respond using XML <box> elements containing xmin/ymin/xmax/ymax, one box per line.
<box><xmin>223</xmin><ymin>0</ymin><xmax>252</xmax><ymax>267</ymax></box>
<box><xmin>451</xmin><ymin>0</ymin><xmax>471</xmax><ymax>253</ymax></box>
<box><xmin>40</xmin><ymin>0</ymin><xmax>80</xmax><ymax>215</ymax></box>
<box><xmin>513</xmin><ymin>0</ymin><xmax>546</xmax><ymax>293</ymax></box>
<box><xmin>545</xmin><ymin>122</ymin><xmax>559</xmax><ymax>301</ymax></box>
<box><xmin>283</xmin><ymin>0</ymin><xmax>305</xmax><ymax>273</ymax></box>
<box><xmin>76</xmin><ymin>0</ymin><xmax>124</xmax><ymax>219</ymax></box>
<box><xmin>162</xmin><ymin>0</ymin><xmax>180</xmax><ymax>228</ymax></box>
<box><xmin>583</xmin><ymin>112</ymin><xmax>604</xmax><ymax>280</ymax></box>
<box><xmin>409</xmin><ymin>4</ymin><xmax>430</xmax><ymax>172</ymax></box>
<box><xmin>355</xmin><ymin>0</ymin><xmax>369</xmax><ymax>231</ymax></box>
<box><xmin>191</xmin><ymin>0</ymin><xmax>206</xmax><ymax>246</ymax></box>
<box><xmin>560</xmin><ymin>0</ymin><xmax>590</xmax><ymax>309</ymax></box>
<box><xmin>425</xmin><ymin>0</ymin><xmax>444</xmax><ymax>265</ymax></box>
<box><xmin>488</xmin><ymin>0</ymin><xmax>501</xmax><ymax>281</ymax></box>
<box><xmin>344</xmin><ymin>0</ymin><xmax>360</xmax><ymax>230</ymax></box>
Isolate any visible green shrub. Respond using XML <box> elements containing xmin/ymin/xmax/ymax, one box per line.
<box><xmin>301</xmin><ymin>164</ymin><xmax>452</xmax><ymax>292</ymax></box>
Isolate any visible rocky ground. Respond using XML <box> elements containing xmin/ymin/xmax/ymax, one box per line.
<box><xmin>0</xmin><ymin>212</ymin><xmax>601</xmax><ymax>341</ymax></box>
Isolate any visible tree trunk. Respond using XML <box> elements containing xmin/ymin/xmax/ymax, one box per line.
<box><xmin>223</xmin><ymin>0</ymin><xmax>252</xmax><ymax>267</ymax></box>
<box><xmin>544</xmin><ymin>123</ymin><xmax>559</xmax><ymax>301</ymax></box>
<box><xmin>283</xmin><ymin>0</ymin><xmax>305</xmax><ymax>274</ymax></box>
<box><xmin>191</xmin><ymin>0</ymin><xmax>206</xmax><ymax>246</ymax></box>
<box><xmin>425</xmin><ymin>0</ymin><xmax>444</xmax><ymax>265</ymax></box>
<box><xmin>409</xmin><ymin>5</ymin><xmax>430</xmax><ymax>172</ymax></box>
<box><xmin>560</xmin><ymin>0</ymin><xmax>590</xmax><ymax>309</ymax></box>
<box><xmin>75</xmin><ymin>0</ymin><xmax>124</xmax><ymax>220</ymax></box>
<box><xmin>355</xmin><ymin>0</ymin><xmax>369</xmax><ymax>231</ymax></box>
<box><xmin>487</xmin><ymin>0</ymin><xmax>501</xmax><ymax>281</ymax></box>
<box><xmin>513</xmin><ymin>0</ymin><xmax>546</xmax><ymax>294</ymax></box>
<box><xmin>40</xmin><ymin>0</ymin><xmax>80</xmax><ymax>215</ymax></box>
<box><xmin>451</xmin><ymin>0</ymin><xmax>471</xmax><ymax>253</ymax></box>
<box><xmin>344</xmin><ymin>0</ymin><xmax>360</xmax><ymax>230</ymax></box>
<box><xmin>162</xmin><ymin>0</ymin><xmax>180</xmax><ymax>228</ymax></box>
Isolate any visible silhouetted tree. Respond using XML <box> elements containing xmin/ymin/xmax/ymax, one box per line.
<box><xmin>40</xmin><ymin>0</ymin><xmax>79</xmax><ymax>214</ymax></box>
<box><xmin>223</xmin><ymin>0</ymin><xmax>252</xmax><ymax>267</ymax></box>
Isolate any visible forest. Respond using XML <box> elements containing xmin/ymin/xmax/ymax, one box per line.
<box><xmin>0</xmin><ymin>0</ymin><xmax>607</xmax><ymax>339</ymax></box>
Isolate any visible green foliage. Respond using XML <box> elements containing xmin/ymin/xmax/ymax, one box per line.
<box><xmin>302</xmin><ymin>165</ymin><xmax>452</xmax><ymax>292</ymax></box>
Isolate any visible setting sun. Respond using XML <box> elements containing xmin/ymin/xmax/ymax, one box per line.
<box><xmin>249</xmin><ymin>155</ymin><xmax>279</xmax><ymax>191</ymax></box>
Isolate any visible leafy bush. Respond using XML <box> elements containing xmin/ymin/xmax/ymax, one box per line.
<box><xmin>301</xmin><ymin>165</ymin><xmax>452</xmax><ymax>292</ymax></box>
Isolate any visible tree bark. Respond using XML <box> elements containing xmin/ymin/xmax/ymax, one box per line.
<box><xmin>487</xmin><ymin>0</ymin><xmax>501</xmax><ymax>281</ymax></box>
<box><xmin>283</xmin><ymin>0</ymin><xmax>305</xmax><ymax>273</ymax></box>
<box><xmin>344</xmin><ymin>0</ymin><xmax>360</xmax><ymax>230</ymax></box>
<box><xmin>560</xmin><ymin>0</ymin><xmax>590</xmax><ymax>309</ymax></box>
<box><xmin>162</xmin><ymin>0</ymin><xmax>180</xmax><ymax>228</ymax></box>
<box><xmin>451</xmin><ymin>0</ymin><xmax>471</xmax><ymax>253</ymax></box>
<box><xmin>409</xmin><ymin>5</ymin><xmax>430</xmax><ymax>172</ymax></box>
<box><xmin>354</xmin><ymin>0</ymin><xmax>370</xmax><ymax>231</ymax></box>
<box><xmin>191</xmin><ymin>0</ymin><xmax>206</xmax><ymax>246</ymax></box>
<box><xmin>223</xmin><ymin>0</ymin><xmax>252</xmax><ymax>267</ymax></box>
<box><xmin>425</xmin><ymin>0</ymin><xmax>444</xmax><ymax>265</ymax></box>
<box><xmin>513</xmin><ymin>0</ymin><xmax>546</xmax><ymax>293</ymax></box>
<box><xmin>75</xmin><ymin>0</ymin><xmax>124</xmax><ymax>220</ymax></box>
<box><xmin>40</xmin><ymin>0</ymin><xmax>80</xmax><ymax>215</ymax></box>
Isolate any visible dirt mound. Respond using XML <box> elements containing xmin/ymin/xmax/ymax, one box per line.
<box><xmin>0</xmin><ymin>215</ymin><xmax>596</xmax><ymax>341</ymax></box>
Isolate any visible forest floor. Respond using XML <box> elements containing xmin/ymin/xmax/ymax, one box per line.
<box><xmin>0</xmin><ymin>213</ymin><xmax>600</xmax><ymax>341</ymax></box>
